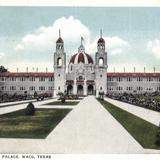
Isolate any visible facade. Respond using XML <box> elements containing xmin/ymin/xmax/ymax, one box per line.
<box><xmin>0</xmin><ymin>33</ymin><xmax>160</xmax><ymax>97</ymax></box>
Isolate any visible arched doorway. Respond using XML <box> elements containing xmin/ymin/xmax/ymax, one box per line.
<box><xmin>77</xmin><ymin>85</ymin><xmax>83</xmax><ymax>95</ymax></box>
<box><xmin>88</xmin><ymin>85</ymin><xmax>94</xmax><ymax>95</ymax></box>
<box><xmin>67</xmin><ymin>85</ymin><xmax>73</xmax><ymax>95</ymax></box>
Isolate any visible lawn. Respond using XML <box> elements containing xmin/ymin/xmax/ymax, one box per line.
<box><xmin>0</xmin><ymin>108</ymin><xmax>71</xmax><ymax>139</ymax></box>
<box><xmin>98</xmin><ymin>98</ymin><xmax>160</xmax><ymax>149</ymax></box>
<box><xmin>44</xmin><ymin>100</ymin><xmax>79</xmax><ymax>105</ymax></box>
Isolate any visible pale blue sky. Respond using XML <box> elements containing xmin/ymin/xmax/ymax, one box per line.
<box><xmin>0</xmin><ymin>7</ymin><xmax>160</xmax><ymax>72</ymax></box>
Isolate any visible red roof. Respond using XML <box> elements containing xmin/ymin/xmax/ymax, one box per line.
<box><xmin>70</xmin><ymin>54</ymin><xmax>77</xmax><ymax>63</ymax></box>
<box><xmin>56</xmin><ymin>37</ymin><xmax>63</xmax><ymax>43</ymax></box>
<box><xmin>85</xmin><ymin>53</ymin><xmax>93</xmax><ymax>64</ymax></box>
<box><xmin>98</xmin><ymin>37</ymin><xmax>105</xmax><ymax>43</ymax></box>
<box><xmin>107</xmin><ymin>72</ymin><xmax>160</xmax><ymax>77</ymax></box>
<box><xmin>0</xmin><ymin>72</ymin><xmax>160</xmax><ymax>77</ymax></box>
<box><xmin>69</xmin><ymin>52</ymin><xmax>93</xmax><ymax>64</ymax></box>
<box><xmin>78</xmin><ymin>52</ymin><xmax>85</xmax><ymax>63</ymax></box>
<box><xmin>0</xmin><ymin>72</ymin><xmax>54</xmax><ymax>77</ymax></box>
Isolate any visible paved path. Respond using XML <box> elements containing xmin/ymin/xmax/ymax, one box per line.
<box><xmin>0</xmin><ymin>98</ymin><xmax>57</xmax><ymax>115</ymax></box>
<box><xmin>105</xmin><ymin>97</ymin><xmax>160</xmax><ymax>126</ymax></box>
<box><xmin>0</xmin><ymin>96</ymin><xmax>160</xmax><ymax>153</ymax></box>
<box><xmin>0</xmin><ymin>96</ymin><xmax>142</xmax><ymax>153</ymax></box>
<box><xmin>45</xmin><ymin>96</ymin><xmax>143</xmax><ymax>153</ymax></box>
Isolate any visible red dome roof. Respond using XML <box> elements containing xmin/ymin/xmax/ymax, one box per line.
<box><xmin>70</xmin><ymin>52</ymin><xmax>93</xmax><ymax>64</ymax></box>
<box><xmin>56</xmin><ymin>37</ymin><xmax>63</xmax><ymax>43</ymax></box>
<box><xmin>97</xmin><ymin>37</ymin><xmax>105</xmax><ymax>43</ymax></box>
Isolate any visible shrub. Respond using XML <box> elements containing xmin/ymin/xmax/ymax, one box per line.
<box><xmin>61</xmin><ymin>95</ymin><xmax>66</xmax><ymax>103</ymax></box>
<box><xmin>25</xmin><ymin>102</ymin><xmax>35</xmax><ymax>116</ymax></box>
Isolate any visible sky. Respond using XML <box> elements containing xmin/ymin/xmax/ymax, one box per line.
<box><xmin>0</xmin><ymin>7</ymin><xmax>160</xmax><ymax>72</ymax></box>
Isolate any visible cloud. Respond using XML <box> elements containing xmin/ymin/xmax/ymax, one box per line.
<box><xmin>14</xmin><ymin>16</ymin><xmax>128</xmax><ymax>57</ymax></box>
<box><xmin>14</xmin><ymin>44</ymin><xmax>24</xmax><ymax>51</ymax></box>
<box><xmin>0</xmin><ymin>52</ymin><xmax>5</xmax><ymax>59</ymax></box>
<box><xmin>14</xmin><ymin>16</ymin><xmax>90</xmax><ymax>53</ymax></box>
<box><xmin>85</xmin><ymin>36</ymin><xmax>129</xmax><ymax>56</ymax></box>
<box><xmin>147</xmin><ymin>39</ymin><xmax>160</xmax><ymax>59</ymax></box>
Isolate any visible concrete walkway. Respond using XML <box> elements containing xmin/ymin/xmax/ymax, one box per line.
<box><xmin>0</xmin><ymin>96</ymin><xmax>160</xmax><ymax>153</ymax></box>
<box><xmin>0</xmin><ymin>96</ymin><xmax>142</xmax><ymax>153</ymax></box>
<box><xmin>105</xmin><ymin>97</ymin><xmax>160</xmax><ymax>126</ymax></box>
<box><xmin>45</xmin><ymin>96</ymin><xmax>143</xmax><ymax>153</ymax></box>
<box><xmin>0</xmin><ymin>98</ymin><xmax>57</xmax><ymax>115</ymax></box>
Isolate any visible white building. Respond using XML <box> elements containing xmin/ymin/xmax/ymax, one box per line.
<box><xmin>0</xmin><ymin>32</ymin><xmax>160</xmax><ymax>96</ymax></box>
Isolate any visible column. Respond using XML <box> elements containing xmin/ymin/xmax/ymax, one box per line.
<box><xmin>83</xmin><ymin>80</ymin><xmax>87</xmax><ymax>96</ymax></box>
<box><xmin>73</xmin><ymin>79</ymin><xmax>77</xmax><ymax>95</ymax></box>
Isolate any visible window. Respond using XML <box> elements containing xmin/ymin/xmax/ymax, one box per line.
<box><xmin>20</xmin><ymin>77</ymin><xmax>25</xmax><ymax>81</ymax></box>
<box><xmin>79</xmin><ymin>76</ymin><xmax>83</xmax><ymax>80</ymax></box>
<box><xmin>98</xmin><ymin>58</ymin><xmax>104</xmax><ymax>67</ymax></box>
<box><xmin>30</xmin><ymin>86</ymin><xmax>35</xmax><ymax>91</ymax></box>
<box><xmin>147</xmin><ymin>77</ymin><xmax>153</xmax><ymax>81</ymax></box>
<box><xmin>137</xmin><ymin>77</ymin><xmax>142</xmax><ymax>82</ymax></box>
<box><xmin>10</xmin><ymin>86</ymin><xmax>16</xmax><ymax>91</ymax></box>
<box><xmin>20</xmin><ymin>86</ymin><xmax>25</xmax><ymax>91</ymax></box>
<box><xmin>0</xmin><ymin>77</ymin><xmax>6</xmax><ymax>81</ymax></box>
<box><xmin>30</xmin><ymin>77</ymin><xmax>35</xmax><ymax>81</ymax></box>
<box><xmin>49</xmin><ymin>77</ymin><xmax>54</xmax><ymax>81</ymax></box>
<box><xmin>49</xmin><ymin>86</ymin><xmax>54</xmax><ymax>90</ymax></box>
<box><xmin>39</xmin><ymin>86</ymin><xmax>45</xmax><ymax>91</ymax></box>
<box><xmin>39</xmin><ymin>77</ymin><xmax>45</xmax><ymax>81</ymax></box>
<box><xmin>1</xmin><ymin>86</ymin><xmax>6</xmax><ymax>90</ymax></box>
<box><xmin>117</xmin><ymin>77</ymin><xmax>122</xmax><ymax>82</ymax></box>
<box><xmin>137</xmin><ymin>86</ymin><xmax>143</xmax><ymax>91</ymax></box>
<box><xmin>57</xmin><ymin>57</ymin><xmax>62</xmax><ymax>67</ymax></box>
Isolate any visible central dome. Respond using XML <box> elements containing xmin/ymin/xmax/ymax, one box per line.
<box><xmin>70</xmin><ymin>52</ymin><xmax>93</xmax><ymax>64</ymax></box>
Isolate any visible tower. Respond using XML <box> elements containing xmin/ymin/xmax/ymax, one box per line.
<box><xmin>95</xmin><ymin>30</ymin><xmax>107</xmax><ymax>97</ymax></box>
<box><xmin>54</xmin><ymin>30</ymin><xmax>66</xmax><ymax>96</ymax></box>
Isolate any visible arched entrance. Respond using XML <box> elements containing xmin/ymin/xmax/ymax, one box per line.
<box><xmin>67</xmin><ymin>85</ymin><xmax>73</xmax><ymax>95</ymax></box>
<box><xmin>77</xmin><ymin>85</ymin><xmax>83</xmax><ymax>95</ymax></box>
<box><xmin>88</xmin><ymin>85</ymin><xmax>94</xmax><ymax>95</ymax></box>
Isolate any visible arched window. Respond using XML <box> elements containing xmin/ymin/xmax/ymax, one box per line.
<box><xmin>57</xmin><ymin>57</ymin><xmax>62</xmax><ymax>67</ymax></box>
<box><xmin>99</xmin><ymin>58</ymin><xmax>104</xmax><ymax>67</ymax></box>
<box><xmin>79</xmin><ymin>76</ymin><xmax>83</xmax><ymax>80</ymax></box>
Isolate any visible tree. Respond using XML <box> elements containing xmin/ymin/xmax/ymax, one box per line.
<box><xmin>0</xmin><ymin>66</ymin><xmax>8</xmax><ymax>72</ymax></box>
<box><xmin>61</xmin><ymin>94</ymin><xmax>66</xmax><ymax>103</ymax></box>
<box><xmin>25</xmin><ymin>102</ymin><xmax>35</xmax><ymax>116</ymax></box>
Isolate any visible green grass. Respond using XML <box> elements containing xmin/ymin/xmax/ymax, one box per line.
<box><xmin>0</xmin><ymin>108</ymin><xmax>71</xmax><ymax>139</ymax></box>
<box><xmin>97</xmin><ymin>99</ymin><xmax>160</xmax><ymax>149</ymax></box>
<box><xmin>44</xmin><ymin>101</ymin><xmax>79</xmax><ymax>105</ymax></box>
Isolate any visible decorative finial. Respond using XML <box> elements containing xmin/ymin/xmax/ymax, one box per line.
<box><xmin>134</xmin><ymin>67</ymin><xmax>136</xmax><ymax>73</ymax></box>
<box><xmin>81</xmin><ymin>37</ymin><xmax>84</xmax><ymax>45</ymax></box>
<box><xmin>154</xmin><ymin>66</ymin><xmax>156</xmax><ymax>73</ymax></box>
<box><xmin>59</xmin><ymin>29</ymin><xmax>61</xmax><ymax>38</ymax></box>
<box><xmin>100</xmin><ymin>29</ymin><xmax>102</xmax><ymax>38</ymax></box>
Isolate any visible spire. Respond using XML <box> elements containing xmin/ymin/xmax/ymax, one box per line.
<box><xmin>81</xmin><ymin>37</ymin><xmax>84</xmax><ymax>45</ymax></box>
<box><xmin>56</xmin><ymin>29</ymin><xmax>63</xmax><ymax>43</ymax></box>
<box><xmin>59</xmin><ymin>29</ymin><xmax>61</xmax><ymax>38</ymax></box>
<box><xmin>100</xmin><ymin>29</ymin><xmax>102</xmax><ymax>38</ymax></box>
<box><xmin>78</xmin><ymin>37</ymin><xmax>85</xmax><ymax>52</ymax></box>
<box><xmin>97</xmin><ymin>29</ymin><xmax>105</xmax><ymax>44</ymax></box>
